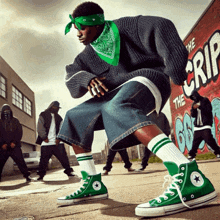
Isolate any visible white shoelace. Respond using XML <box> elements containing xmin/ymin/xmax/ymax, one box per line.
<box><xmin>154</xmin><ymin>174</ymin><xmax>191</xmax><ymax>208</ymax></box>
<box><xmin>71</xmin><ymin>178</ymin><xmax>90</xmax><ymax>196</ymax></box>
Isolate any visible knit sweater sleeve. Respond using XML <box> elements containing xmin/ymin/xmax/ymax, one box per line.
<box><xmin>138</xmin><ymin>16</ymin><xmax>188</xmax><ymax>85</ymax></box>
<box><xmin>65</xmin><ymin>56</ymin><xmax>96</xmax><ymax>98</ymax></box>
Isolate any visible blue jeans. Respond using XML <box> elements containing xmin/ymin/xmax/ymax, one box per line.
<box><xmin>58</xmin><ymin>81</ymin><xmax>168</xmax><ymax>151</ymax></box>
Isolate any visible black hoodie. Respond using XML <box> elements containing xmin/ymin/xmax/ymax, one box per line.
<box><xmin>190</xmin><ymin>91</ymin><xmax>213</xmax><ymax>127</ymax></box>
<box><xmin>0</xmin><ymin>104</ymin><xmax>23</xmax><ymax>148</ymax></box>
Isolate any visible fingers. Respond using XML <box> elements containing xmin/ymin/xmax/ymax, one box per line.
<box><xmin>88</xmin><ymin>77</ymin><xmax>108</xmax><ymax>98</ymax></box>
<box><xmin>2</xmin><ymin>144</ymin><xmax>7</xmax><ymax>150</ymax></box>
<box><xmin>10</xmin><ymin>143</ymin><xmax>16</xmax><ymax>148</ymax></box>
<box><xmin>88</xmin><ymin>84</ymin><xmax>101</xmax><ymax>97</ymax></box>
<box><xmin>95</xmin><ymin>78</ymin><xmax>108</xmax><ymax>92</ymax></box>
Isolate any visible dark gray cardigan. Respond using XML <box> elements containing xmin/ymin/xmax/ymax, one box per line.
<box><xmin>65</xmin><ymin>15</ymin><xmax>188</xmax><ymax>108</ymax></box>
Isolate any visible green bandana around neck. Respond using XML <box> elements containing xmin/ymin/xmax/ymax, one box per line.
<box><xmin>65</xmin><ymin>14</ymin><xmax>105</xmax><ymax>34</ymax></box>
<box><xmin>90</xmin><ymin>21</ymin><xmax>120</xmax><ymax>66</ymax></box>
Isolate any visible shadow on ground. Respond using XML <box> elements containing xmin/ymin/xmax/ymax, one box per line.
<box><xmin>0</xmin><ymin>182</ymin><xmax>30</xmax><ymax>190</ymax></box>
<box><xmin>103</xmin><ymin>169</ymin><xmax>166</xmax><ymax>176</ymax></box>
<box><xmin>43</xmin><ymin>176</ymin><xmax>81</xmax><ymax>185</ymax></box>
<box><xmin>58</xmin><ymin>198</ymin><xmax>138</xmax><ymax>218</ymax></box>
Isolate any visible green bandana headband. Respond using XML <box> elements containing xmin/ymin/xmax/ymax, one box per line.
<box><xmin>65</xmin><ymin>14</ymin><xmax>105</xmax><ymax>35</ymax></box>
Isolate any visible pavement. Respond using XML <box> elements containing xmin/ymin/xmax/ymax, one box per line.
<box><xmin>0</xmin><ymin>160</ymin><xmax>220</xmax><ymax>220</ymax></box>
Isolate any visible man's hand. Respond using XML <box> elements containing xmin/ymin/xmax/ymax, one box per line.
<box><xmin>193</xmin><ymin>103</ymin><xmax>200</xmax><ymax>109</ymax></box>
<box><xmin>88</xmin><ymin>77</ymin><xmax>108</xmax><ymax>98</ymax></box>
<box><xmin>44</xmin><ymin>138</ymin><xmax>49</xmax><ymax>143</ymax></box>
<box><xmin>2</xmin><ymin>144</ymin><xmax>7</xmax><ymax>150</ymax></box>
<box><xmin>10</xmin><ymin>143</ymin><xmax>16</xmax><ymax>148</ymax></box>
<box><xmin>55</xmin><ymin>139</ymin><xmax>60</xmax><ymax>146</ymax></box>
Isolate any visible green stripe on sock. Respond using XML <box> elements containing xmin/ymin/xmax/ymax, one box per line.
<box><xmin>77</xmin><ymin>155</ymin><xmax>93</xmax><ymax>161</ymax></box>
<box><xmin>151</xmin><ymin>138</ymin><xmax>168</xmax><ymax>153</ymax></box>
<box><xmin>151</xmin><ymin>138</ymin><xmax>171</xmax><ymax>154</ymax></box>
<box><xmin>153</xmin><ymin>140</ymin><xmax>172</xmax><ymax>154</ymax></box>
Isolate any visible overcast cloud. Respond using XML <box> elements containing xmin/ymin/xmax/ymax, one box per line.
<box><xmin>0</xmin><ymin>0</ymin><xmax>213</xmax><ymax>152</ymax></box>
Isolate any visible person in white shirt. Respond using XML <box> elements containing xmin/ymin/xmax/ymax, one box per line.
<box><xmin>36</xmin><ymin>101</ymin><xmax>74</xmax><ymax>180</ymax></box>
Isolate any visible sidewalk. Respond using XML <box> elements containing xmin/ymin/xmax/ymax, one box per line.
<box><xmin>0</xmin><ymin>160</ymin><xmax>220</xmax><ymax>220</ymax></box>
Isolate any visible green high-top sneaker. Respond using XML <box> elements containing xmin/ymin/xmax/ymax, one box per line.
<box><xmin>57</xmin><ymin>171</ymin><xmax>108</xmax><ymax>206</ymax></box>
<box><xmin>135</xmin><ymin>160</ymin><xmax>217</xmax><ymax>217</ymax></box>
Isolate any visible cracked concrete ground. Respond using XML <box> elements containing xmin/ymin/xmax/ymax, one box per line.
<box><xmin>0</xmin><ymin>160</ymin><xmax>220</xmax><ymax>220</ymax></box>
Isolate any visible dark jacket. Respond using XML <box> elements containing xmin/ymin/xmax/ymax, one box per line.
<box><xmin>190</xmin><ymin>91</ymin><xmax>213</xmax><ymax>127</ymax></box>
<box><xmin>36</xmin><ymin>102</ymin><xmax>63</xmax><ymax>145</ymax></box>
<box><xmin>0</xmin><ymin>104</ymin><xmax>23</xmax><ymax>148</ymax></box>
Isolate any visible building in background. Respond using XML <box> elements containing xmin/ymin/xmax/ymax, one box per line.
<box><xmin>0</xmin><ymin>56</ymin><xmax>36</xmax><ymax>175</ymax></box>
<box><xmin>170</xmin><ymin>0</ymin><xmax>220</xmax><ymax>155</ymax></box>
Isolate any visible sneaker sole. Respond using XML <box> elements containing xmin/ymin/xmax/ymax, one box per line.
<box><xmin>135</xmin><ymin>191</ymin><xmax>217</xmax><ymax>217</ymax></box>
<box><xmin>57</xmin><ymin>193</ymin><xmax>108</xmax><ymax>206</ymax></box>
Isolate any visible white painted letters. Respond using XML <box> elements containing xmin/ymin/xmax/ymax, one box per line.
<box><xmin>183</xmin><ymin>30</ymin><xmax>220</xmax><ymax>97</ymax></box>
<box><xmin>173</xmin><ymin>94</ymin><xmax>186</xmax><ymax>109</ymax></box>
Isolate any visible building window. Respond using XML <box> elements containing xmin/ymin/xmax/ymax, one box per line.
<box><xmin>24</xmin><ymin>97</ymin><xmax>32</xmax><ymax>116</ymax></box>
<box><xmin>12</xmin><ymin>86</ymin><xmax>32</xmax><ymax>116</ymax></box>
<box><xmin>12</xmin><ymin>86</ymin><xmax>23</xmax><ymax>110</ymax></box>
<box><xmin>0</xmin><ymin>74</ymin><xmax>6</xmax><ymax>98</ymax></box>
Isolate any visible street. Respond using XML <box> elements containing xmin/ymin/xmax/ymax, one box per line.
<box><xmin>0</xmin><ymin>160</ymin><xmax>220</xmax><ymax>220</ymax></box>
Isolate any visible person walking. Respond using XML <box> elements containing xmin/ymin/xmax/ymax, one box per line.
<box><xmin>0</xmin><ymin>104</ymin><xmax>31</xmax><ymax>182</ymax></box>
<box><xmin>36</xmin><ymin>101</ymin><xmax>74</xmax><ymax>180</ymax></box>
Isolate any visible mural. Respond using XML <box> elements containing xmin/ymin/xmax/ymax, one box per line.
<box><xmin>175</xmin><ymin>97</ymin><xmax>220</xmax><ymax>154</ymax></box>
<box><xmin>183</xmin><ymin>30</ymin><xmax>220</xmax><ymax>98</ymax></box>
<box><xmin>170</xmin><ymin>0</ymin><xmax>220</xmax><ymax>155</ymax></box>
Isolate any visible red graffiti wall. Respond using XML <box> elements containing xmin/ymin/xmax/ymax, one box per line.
<box><xmin>170</xmin><ymin>0</ymin><xmax>220</xmax><ymax>154</ymax></box>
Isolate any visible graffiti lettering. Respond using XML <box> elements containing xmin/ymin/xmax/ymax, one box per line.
<box><xmin>175</xmin><ymin>98</ymin><xmax>220</xmax><ymax>153</ymax></box>
<box><xmin>183</xmin><ymin>30</ymin><xmax>220</xmax><ymax>97</ymax></box>
<box><xmin>186</xmin><ymin>37</ymin><xmax>196</xmax><ymax>53</ymax></box>
<box><xmin>172</xmin><ymin>94</ymin><xmax>186</xmax><ymax>109</ymax></box>
<box><xmin>175</xmin><ymin>113</ymin><xmax>195</xmax><ymax>153</ymax></box>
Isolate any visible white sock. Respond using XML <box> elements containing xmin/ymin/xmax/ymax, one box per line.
<box><xmin>76</xmin><ymin>153</ymin><xmax>97</xmax><ymax>176</ymax></box>
<box><xmin>148</xmin><ymin>133</ymin><xmax>189</xmax><ymax>167</ymax></box>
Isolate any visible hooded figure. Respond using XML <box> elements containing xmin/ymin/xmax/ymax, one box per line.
<box><xmin>36</xmin><ymin>101</ymin><xmax>62</xmax><ymax>145</ymax></box>
<box><xmin>190</xmin><ymin>90</ymin><xmax>213</xmax><ymax>127</ymax></box>
<box><xmin>36</xmin><ymin>101</ymin><xmax>74</xmax><ymax>180</ymax></box>
<box><xmin>0</xmin><ymin>104</ymin><xmax>31</xmax><ymax>182</ymax></box>
<box><xmin>190</xmin><ymin>90</ymin><xmax>203</xmax><ymax>102</ymax></box>
<box><xmin>188</xmin><ymin>90</ymin><xmax>220</xmax><ymax>160</ymax></box>
<box><xmin>0</xmin><ymin>104</ymin><xmax>22</xmax><ymax>148</ymax></box>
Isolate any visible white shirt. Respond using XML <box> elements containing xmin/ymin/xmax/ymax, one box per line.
<box><xmin>42</xmin><ymin>113</ymin><xmax>63</xmax><ymax>146</ymax></box>
<box><xmin>194</xmin><ymin>101</ymin><xmax>211</xmax><ymax>131</ymax></box>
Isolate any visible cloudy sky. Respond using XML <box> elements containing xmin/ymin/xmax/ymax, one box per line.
<box><xmin>0</xmin><ymin>0</ymin><xmax>213</xmax><ymax>152</ymax></box>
